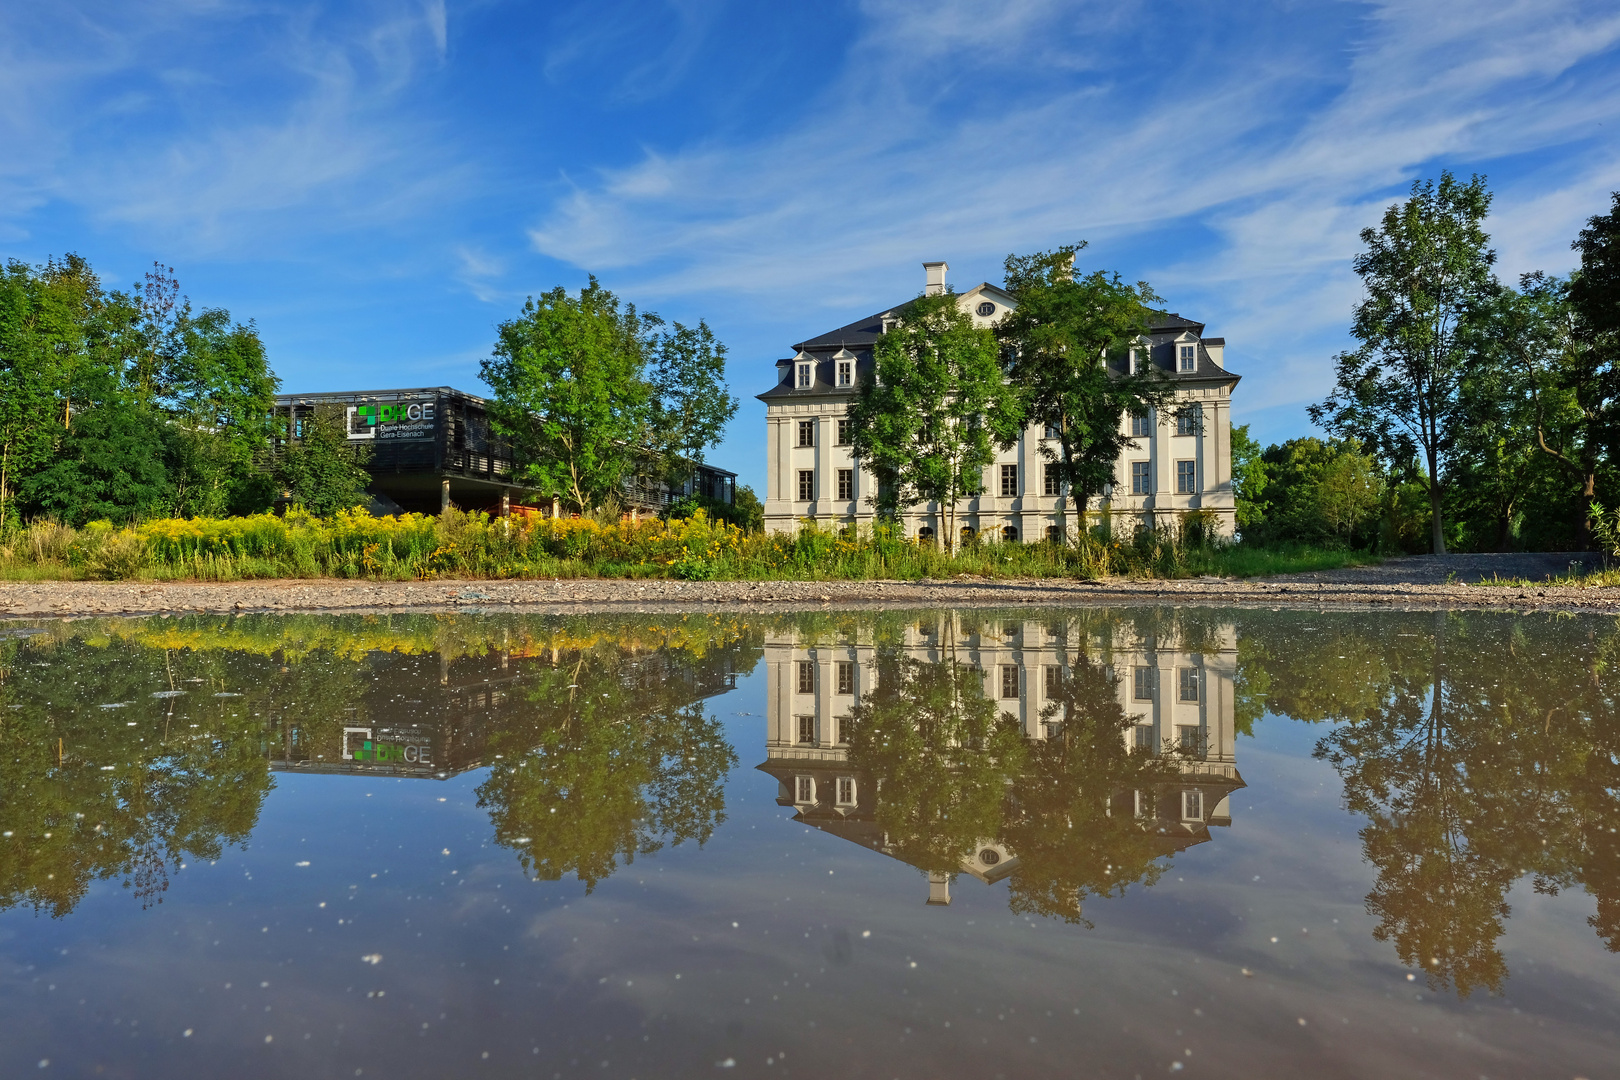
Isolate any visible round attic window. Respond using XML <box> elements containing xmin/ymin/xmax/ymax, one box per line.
<box><xmin>976</xmin><ymin>302</ymin><xmax>996</xmax><ymax>317</ymax></box>
<box><xmin>979</xmin><ymin>848</ymin><xmax>1001</xmax><ymax>865</ymax></box>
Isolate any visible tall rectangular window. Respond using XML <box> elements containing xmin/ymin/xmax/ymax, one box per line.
<box><xmin>1128</xmin><ymin>348</ymin><xmax>1139</xmax><ymax>374</ymax></box>
<box><xmin>836</xmin><ymin>661</ymin><xmax>854</xmax><ymax>695</ymax></box>
<box><xmin>837</xmin><ymin>360</ymin><xmax>852</xmax><ymax>387</ymax></box>
<box><xmin>1043</xmin><ymin>463</ymin><xmax>1061</xmax><ymax>496</ymax></box>
<box><xmin>1176</xmin><ymin>405</ymin><xmax>1202</xmax><ymax>436</ymax></box>
<box><xmin>1178</xmin><ymin>667</ymin><xmax>1201</xmax><ymax>702</ymax></box>
<box><xmin>836</xmin><ymin>419</ymin><xmax>850</xmax><ymax>445</ymax></box>
<box><xmin>1000</xmin><ymin>664</ymin><xmax>1019</xmax><ymax>700</ymax></box>
<box><xmin>836</xmin><ymin>777</ymin><xmax>856</xmax><ymax>806</ymax></box>
<box><xmin>796</xmin><ymin>775</ymin><xmax>815</xmax><ymax>802</ymax></box>
<box><xmin>1043</xmin><ymin>423</ymin><xmax>1060</xmax><ymax>439</ymax></box>
<box><xmin>1044</xmin><ymin>665</ymin><xmax>1062</xmax><ymax>698</ymax></box>
<box><xmin>798</xmin><ymin>420</ymin><xmax>815</xmax><ymax>447</ymax></box>
<box><xmin>1179</xmin><ymin>344</ymin><xmax>1196</xmax><ymax>372</ymax></box>
<box><xmin>1131</xmin><ymin>461</ymin><xmax>1152</xmax><ymax>495</ymax></box>
<box><xmin>797</xmin><ymin>363</ymin><xmax>813</xmax><ymax>388</ymax></box>
<box><xmin>798</xmin><ymin>470</ymin><xmax>815</xmax><ymax>501</ymax></box>
<box><xmin>1131</xmin><ymin>411</ymin><xmax>1151</xmax><ymax>437</ymax></box>
<box><xmin>1177</xmin><ymin>724</ymin><xmax>1203</xmax><ymax>755</ymax></box>
<box><xmin>797</xmin><ymin>661</ymin><xmax>815</xmax><ymax>695</ymax></box>
<box><xmin>1176</xmin><ymin>460</ymin><xmax>1196</xmax><ymax>494</ymax></box>
<box><xmin>1133</xmin><ymin>665</ymin><xmax>1155</xmax><ymax>700</ymax></box>
<box><xmin>832</xmin><ymin>715</ymin><xmax>846</xmax><ymax>744</ymax></box>
<box><xmin>1182</xmin><ymin>790</ymin><xmax>1203</xmax><ymax>820</ymax></box>
<box><xmin>837</xmin><ymin>469</ymin><xmax>854</xmax><ymax>500</ymax></box>
<box><xmin>1134</xmin><ymin>724</ymin><xmax>1156</xmax><ymax>751</ymax></box>
<box><xmin>1000</xmin><ymin>464</ymin><xmax>1018</xmax><ymax>497</ymax></box>
<box><xmin>797</xmin><ymin>715</ymin><xmax>815</xmax><ymax>744</ymax></box>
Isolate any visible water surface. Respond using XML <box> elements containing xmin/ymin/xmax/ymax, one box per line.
<box><xmin>2</xmin><ymin>607</ymin><xmax>1617</xmax><ymax>1078</ymax></box>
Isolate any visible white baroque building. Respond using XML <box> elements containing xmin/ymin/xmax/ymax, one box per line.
<box><xmin>760</xmin><ymin>261</ymin><xmax>1241</xmax><ymax>540</ymax></box>
<box><xmin>755</xmin><ymin>614</ymin><xmax>1245</xmax><ymax>905</ymax></box>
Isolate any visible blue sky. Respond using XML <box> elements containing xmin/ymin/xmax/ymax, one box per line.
<box><xmin>5</xmin><ymin>0</ymin><xmax>1620</xmax><ymax>495</ymax></box>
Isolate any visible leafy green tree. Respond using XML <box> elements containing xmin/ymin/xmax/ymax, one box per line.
<box><xmin>1554</xmin><ymin>195</ymin><xmax>1620</xmax><ymax>545</ymax></box>
<box><xmin>845</xmin><ymin>290</ymin><xmax>1019</xmax><ymax>549</ymax></box>
<box><xmin>1230</xmin><ymin>423</ymin><xmax>1267</xmax><ymax>533</ymax></box>
<box><xmin>0</xmin><ymin>255</ymin><xmax>141</xmax><ymax>527</ymax></box>
<box><xmin>1310</xmin><ymin>172</ymin><xmax>1498</xmax><ymax>555</ymax></box>
<box><xmin>483</xmin><ymin>278</ymin><xmax>658</xmax><ymax>514</ymax></box>
<box><xmin>997</xmin><ymin>244</ymin><xmax>1173</xmax><ymax>537</ymax></box>
<box><xmin>648</xmin><ymin>319</ymin><xmax>739</xmax><ymax>491</ymax></box>
<box><xmin>1242</xmin><ymin>437</ymin><xmax>1383</xmax><ymax>548</ymax></box>
<box><xmin>19</xmin><ymin>391</ymin><xmax>173</xmax><ymax>525</ymax></box>
<box><xmin>275</xmin><ymin>406</ymin><xmax>372</xmax><ymax>516</ymax></box>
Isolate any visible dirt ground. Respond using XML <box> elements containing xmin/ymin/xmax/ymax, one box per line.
<box><xmin>1</xmin><ymin>553</ymin><xmax>1616</xmax><ymax>618</ymax></box>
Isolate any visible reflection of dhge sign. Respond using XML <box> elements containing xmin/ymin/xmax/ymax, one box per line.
<box><xmin>353</xmin><ymin>403</ymin><xmax>434</xmax><ymax>428</ymax></box>
<box><xmin>352</xmin><ymin>740</ymin><xmax>431</xmax><ymax>764</ymax></box>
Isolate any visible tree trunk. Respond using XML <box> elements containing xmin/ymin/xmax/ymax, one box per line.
<box><xmin>1069</xmin><ymin>486</ymin><xmax>1089</xmax><ymax>540</ymax></box>
<box><xmin>1581</xmin><ymin>471</ymin><xmax>1597</xmax><ymax>551</ymax></box>
<box><xmin>1427</xmin><ymin>449</ymin><xmax>1447</xmax><ymax>556</ymax></box>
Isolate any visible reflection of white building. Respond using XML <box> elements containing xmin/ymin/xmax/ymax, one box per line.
<box><xmin>756</xmin><ymin>615</ymin><xmax>1244</xmax><ymax>903</ymax></box>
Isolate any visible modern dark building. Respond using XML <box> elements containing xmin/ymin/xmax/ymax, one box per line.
<box><xmin>274</xmin><ymin>386</ymin><xmax>736</xmax><ymax>516</ymax></box>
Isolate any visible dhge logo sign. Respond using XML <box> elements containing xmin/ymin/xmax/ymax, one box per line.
<box><xmin>343</xmin><ymin>727</ymin><xmax>432</xmax><ymax>765</ymax></box>
<box><xmin>347</xmin><ymin>402</ymin><xmax>435</xmax><ymax>442</ymax></box>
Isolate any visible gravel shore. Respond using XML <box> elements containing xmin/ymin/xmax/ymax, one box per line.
<box><xmin>1</xmin><ymin>553</ymin><xmax>1615</xmax><ymax>617</ymax></box>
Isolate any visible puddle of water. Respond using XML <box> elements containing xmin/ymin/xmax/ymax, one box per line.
<box><xmin>1</xmin><ymin>608</ymin><xmax>1617</xmax><ymax>1078</ymax></box>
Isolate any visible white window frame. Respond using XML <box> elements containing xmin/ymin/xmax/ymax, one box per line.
<box><xmin>1131</xmin><ymin>461</ymin><xmax>1152</xmax><ymax>495</ymax></box>
<box><xmin>1178</xmin><ymin>344</ymin><xmax>1196</xmax><ymax>372</ymax></box>
<box><xmin>797</xmin><ymin>363</ymin><xmax>813</xmax><ymax>388</ymax></box>
<box><xmin>1176</xmin><ymin>459</ymin><xmax>1196</xmax><ymax>494</ymax></box>
<box><xmin>837</xmin><ymin>360</ymin><xmax>852</xmax><ymax>387</ymax></box>
<box><xmin>795</xmin><ymin>775</ymin><xmax>816</xmax><ymax>804</ymax></box>
<box><xmin>836</xmin><ymin>776</ymin><xmax>856</xmax><ymax>807</ymax></box>
<box><xmin>1182</xmin><ymin>789</ymin><xmax>1203</xmax><ymax>821</ymax></box>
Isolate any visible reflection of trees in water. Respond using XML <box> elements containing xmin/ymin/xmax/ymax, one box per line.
<box><xmin>0</xmin><ymin>612</ymin><xmax>762</xmax><ymax>914</ymax></box>
<box><xmin>476</xmin><ymin>653</ymin><xmax>740</xmax><ymax>892</ymax></box>
<box><xmin>843</xmin><ymin>613</ymin><xmax>1197</xmax><ymax>923</ymax></box>
<box><xmin>1003</xmin><ymin>650</ymin><xmax>1184</xmax><ymax>925</ymax></box>
<box><xmin>0</xmin><ymin>635</ymin><xmax>277</xmax><ymax>917</ymax></box>
<box><xmin>1233</xmin><ymin>610</ymin><xmax>1620</xmax><ymax>996</ymax></box>
<box><xmin>845</xmin><ymin>629</ymin><xmax>1027</xmax><ymax>877</ymax></box>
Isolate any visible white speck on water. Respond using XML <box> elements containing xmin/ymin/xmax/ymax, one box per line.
<box><xmin>442</xmin><ymin>849</ymin><xmax>450</xmax><ymax>855</ymax></box>
<box><xmin>361</xmin><ymin>954</ymin><xmax>382</xmax><ymax>965</ymax></box>
<box><xmin>1270</xmin><ymin>937</ymin><xmax>1278</xmax><ymax>943</ymax></box>
<box><xmin>265</xmin><ymin>1035</ymin><xmax>273</xmax><ymax>1043</ymax></box>
<box><xmin>861</xmin><ymin>931</ymin><xmax>871</xmax><ymax>938</ymax></box>
<box><xmin>732</xmin><ymin>922</ymin><xmax>739</xmax><ymax>928</ymax></box>
<box><xmin>183</xmin><ymin>1029</ymin><xmax>192</xmax><ymax>1037</ymax></box>
<box><xmin>295</xmin><ymin>861</ymin><xmax>310</xmax><ymax>867</ymax></box>
<box><xmin>716</xmin><ymin>1060</ymin><xmax>735</xmax><ymax>1069</ymax></box>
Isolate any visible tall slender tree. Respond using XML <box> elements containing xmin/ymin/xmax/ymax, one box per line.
<box><xmin>846</xmin><ymin>290</ymin><xmax>1020</xmax><ymax>549</ymax></box>
<box><xmin>996</xmin><ymin>244</ymin><xmax>1172</xmax><ymax>539</ymax></box>
<box><xmin>1310</xmin><ymin>172</ymin><xmax>1498</xmax><ymax>555</ymax></box>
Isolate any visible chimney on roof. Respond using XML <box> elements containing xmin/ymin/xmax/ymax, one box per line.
<box><xmin>923</xmin><ymin>261</ymin><xmax>948</xmax><ymax>297</ymax></box>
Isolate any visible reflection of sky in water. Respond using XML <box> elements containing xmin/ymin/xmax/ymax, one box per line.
<box><xmin>0</xmin><ymin>609</ymin><xmax>1617</xmax><ymax>1078</ymax></box>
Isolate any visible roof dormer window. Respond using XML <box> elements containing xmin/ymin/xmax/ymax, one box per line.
<box><xmin>837</xmin><ymin>360</ymin><xmax>852</xmax><ymax>387</ymax></box>
<box><xmin>1179</xmin><ymin>344</ymin><xmax>1196</xmax><ymax>372</ymax></box>
<box><xmin>1129</xmin><ymin>348</ymin><xmax>1140</xmax><ymax>375</ymax></box>
<box><xmin>797</xmin><ymin>363</ymin><xmax>813</xmax><ymax>388</ymax></box>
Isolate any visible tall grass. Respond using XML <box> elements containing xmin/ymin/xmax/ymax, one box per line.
<box><xmin>0</xmin><ymin>509</ymin><xmax>1380</xmax><ymax>583</ymax></box>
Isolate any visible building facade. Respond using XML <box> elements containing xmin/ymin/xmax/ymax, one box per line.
<box><xmin>756</xmin><ymin>614</ymin><xmax>1245</xmax><ymax>905</ymax></box>
<box><xmin>759</xmin><ymin>262</ymin><xmax>1240</xmax><ymax>540</ymax></box>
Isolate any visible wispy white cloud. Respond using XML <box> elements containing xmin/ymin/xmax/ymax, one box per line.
<box><xmin>0</xmin><ymin>0</ymin><xmax>458</xmax><ymax>255</ymax></box>
<box><xmin>527</xmin><ymin>0</ymin><xmax>1620</xmax><ymax>420</ymax></box>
